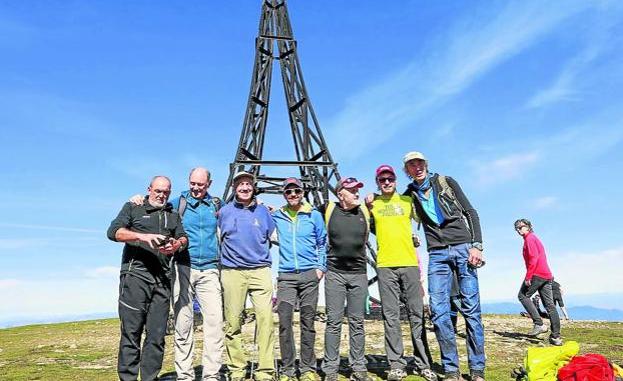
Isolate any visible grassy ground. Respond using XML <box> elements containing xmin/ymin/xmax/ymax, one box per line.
<box><xmin>0</xmin><ymin>314</ymin><xmax>621</xmax><ymax>380</ymax></box>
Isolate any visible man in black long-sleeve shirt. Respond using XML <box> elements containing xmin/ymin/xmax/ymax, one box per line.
<box><xmin>403</xmin><ymin>152</ymin><xmax>485</xmax><ymax>381</ymax></box>
<box><xmin>107</xmin><ymin>176</ymin><xmax>187</xmax><ymax>381</ymax></box>
<box><xmin>319</xmin><ymin>177</ymin><xmax>373</xmax><ymax>381</ymax></box>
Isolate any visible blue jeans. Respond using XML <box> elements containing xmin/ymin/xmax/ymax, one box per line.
<box><xmin>428</xmin><ymin>243</ymin><xmax>485</xmax><ymax>375</ymax></box>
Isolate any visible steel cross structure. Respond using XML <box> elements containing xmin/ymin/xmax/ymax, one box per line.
<box><xmin>222</xmin><ymin>0</ymin><xmax>340</xmax><ymax>206</ymax></box>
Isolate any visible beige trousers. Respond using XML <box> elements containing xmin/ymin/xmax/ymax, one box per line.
<box><xmin>173</xmin><ymin>264</ymin><xmax>223</xmax><ymax>381</ymax></box>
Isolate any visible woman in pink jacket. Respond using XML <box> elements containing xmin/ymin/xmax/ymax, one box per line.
<box><xmin>515</xmin><ymin>218</ymin><xmax>563</xmax><ymax>346</ymax></box>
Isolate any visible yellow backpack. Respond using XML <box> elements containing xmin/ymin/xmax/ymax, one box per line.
<box><xmin>523</xmin><ymin>341</ymin><xmax>580</xmax><ymax>380</ymax></box>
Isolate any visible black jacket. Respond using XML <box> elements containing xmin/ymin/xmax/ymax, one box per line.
<box><xmin>107</xmin><ymin>198</ymin><xmax>187</xmax><ymax>283</ymax></box>
<box><xmin>404</xmin><ymin>174</ymin><xmax>482</xmax><ymax>250</ymax></box>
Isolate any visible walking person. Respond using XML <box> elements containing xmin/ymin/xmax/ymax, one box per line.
<box><xmin>552</xmin><ymin>281</ymin><xmax>571</xmax><ymax>321</ymax></box>
<box><xmin>272</xmin><ymin>177</ymin><xmax>327</xmax><ymax>381</ymax></box>
<box><xmin>107</xmin><ymin>176</ymin><xmax>188</xmax><ymax>381</ymax></box>
<box><xmin>515</xmin><ymin>219</ymin><xmax>563</xmax><ymax>346</ymax></box>
<box><xmin>403</xmin><ymin>151</ymin><xmax>486</xmax><ymax>381</ymax></box>
<box><xmin>320</xmin><ymin>177</ymin><xmax>374</xmax><ymax>381</ymax></box>
<box><xmin>367</xmin><ymin>165</ymin><xmax>437</xmax><ymax>381</ymax></box>
<box><xmin>219</xmin><ymin>171</ymin><xmax>276</xmax><ymax>381</ymax></box>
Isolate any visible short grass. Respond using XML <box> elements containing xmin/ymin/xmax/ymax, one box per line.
<box><xmin>0</xmin><ymin>314</ymin><xmax>621</xmax><ymax>380</ymax></box>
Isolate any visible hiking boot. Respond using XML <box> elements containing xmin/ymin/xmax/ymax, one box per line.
<box><xmin>549</xmin><ymin>336</ymin><xmax>563</xmax><ymax>346</ymax></box>
<box><xmin>349</xmin><ymin>371</ymin><xmax>374</xmax><ymax>381</ymax></box>
<box><xmin>387</xmin><ymin>368</ymin><xmax>407</xmax><ymax>381</ymax></box>
<box><xmin>324</xmin><ymin>373</ymin><xmax>338</xmax><ymax>381</ymax></box>
<box><xmin>442</xmin><ymin>373</ymin><xmax>464</xmax><ymax>381</ymax></box>
<box><xmin>528</xmin><ymin>324</ymin><xmax>548</xmax><ymax>336</ymax></box>
<box><xmin>419</xmin><ymin>368</ymin><xmax>438</xmax><ymax>381</ymax></box>
<box><xmin>300</xmin><ymin>372</ymin><xmax>319</xmax><ymax>381</ymax></box>
<box><xmin>470</xmin><ymin>370</ymin><xmax>485</xmax><ymax>381</ymax></box>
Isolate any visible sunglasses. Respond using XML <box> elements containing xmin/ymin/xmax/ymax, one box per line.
<box><xmin>377</xmin><ymin>176</ymin><xmax>396</xmax><ymax>184</ymax></box>
<box><xmin>515</xmin><ymin>226</ymin><xmax>527</xmax><ymax>231</ymax></box>
<box><xmin>284</xmin><ymin>188</ymin><xmax>303</xmax><ymax>196</ymax></box>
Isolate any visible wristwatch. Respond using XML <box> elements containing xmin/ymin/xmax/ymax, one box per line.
<box><xmin>471</xmin><ymin>242</ymin><xmax>483</xmax><ymax>251</ymax></box>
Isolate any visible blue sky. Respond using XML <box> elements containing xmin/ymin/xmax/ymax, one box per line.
<box><xmin>1</xmin><ymin>1</ymin><xmax>622</xmax><ymax>324</ymax></box>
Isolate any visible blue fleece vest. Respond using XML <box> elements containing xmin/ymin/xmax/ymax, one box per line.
<box><xmin>170</xmin><ymin>191</ymin><xmax>219</xmax><ymax>270</ymax></box>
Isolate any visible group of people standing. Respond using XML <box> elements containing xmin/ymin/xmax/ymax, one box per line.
<box><xmin>108</xmin><ymin>150</ymin><xmax>562</xmax><ymax>381</ymax></box>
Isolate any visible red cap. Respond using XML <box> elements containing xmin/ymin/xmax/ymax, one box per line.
<box><xmin>375</xmin><ymin>164</ymin><xmax>396</xmax><ymax>178</ymax></box>
<box><xmin>336</xmin><ymin>177</ymin><xmax>364</xmax><ymax>192</ymax></box>
<box><xmin>282</xmin><ymin>177</ymin><xmax>303</xmax><ymax>189</ymax></box>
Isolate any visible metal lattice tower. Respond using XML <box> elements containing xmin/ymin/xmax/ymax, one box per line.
<box><xmin>222</xmin><ymin>0</ymin><xmax>340</xmax><ymax>206</ymax></box>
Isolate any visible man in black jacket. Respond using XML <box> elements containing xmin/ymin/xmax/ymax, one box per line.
<box><xmin>107</xmin><ymin>175</ymin><xmax>188</xmax><ymax>381</ymax></box>
<box><xmin>403</xmin><ymin>152</ymin><xmax>485</xmax><ymax>381</ymax></box>
<box><xmin>319</xmin><ymin>177</ymin><xmax>374</xmax><ymax>381</ymax></box>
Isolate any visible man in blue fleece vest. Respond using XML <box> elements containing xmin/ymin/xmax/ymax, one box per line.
<box><xmin>218</xmin><ymin>171</ymin><xmax>276</xmax><ymax>381</ymax></box>
<box><xmin>170</xmin><ymin>168</ymin><xmax>223</xmax><ymax>381</ymax></box>
<box><xmin>129</xmin><ymin>167</ymin><xmax>223</xmax><ymax>381</ymax></box>
<box><xmin>272</xmin><ymin>177</ymin><xmax>327</xmax><ymax>381</ymax></box>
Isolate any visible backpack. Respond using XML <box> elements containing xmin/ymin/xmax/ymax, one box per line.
<box><xmin>177</xmin><ymin>195</ymin><xmax>222</xmax><ymax>217</ymax></box>
<box><xmin>518</xmin><ymin>340</ymin><xmax>579</xmax><ymax>381</ymax></box>
<box><xmin>557</xmin><ymin>354</ymin><xmax>615</xmax><ymax>381</ymax></box>
<box><xmin>324</xmin><ymin>201</ymin><xmax>370</xmax><ymax>238</ymax></box>
<box><xmin>437</xmin><ymin>175</ymin><xmax>463</xmax><ymax>212</ymax></box>
<box><xmin>437</xmin><ymin>175</ymin><xmax>474</xmax><ymax>236</ymax></box>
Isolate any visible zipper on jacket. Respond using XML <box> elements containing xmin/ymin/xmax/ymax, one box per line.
<box><xmin>292</xmin><ymin>211</ymin><xmax>299</xmax><ymax>271</ymax></box>
<box><xmin>199</xmin><ymin>204</ymin><xmax>204</xmax><ymax>264</ymax></box>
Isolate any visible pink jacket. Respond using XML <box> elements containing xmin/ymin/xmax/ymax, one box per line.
<box><xmin>522</xmin><ymin>232</ymin><xmax>553</xmax><ymax>281</ymax></box>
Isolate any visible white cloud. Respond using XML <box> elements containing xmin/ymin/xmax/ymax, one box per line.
<box><xmin>533</xmin><ymin>196</ymin><xmax>558</xmax><ymax>210</ymax></box>
<box><xmin>550</xmin><ymin>247</ymin><xmax>623</xmax><ymax>296</ymax></box>
<box><xmin>326</xmin><ymin>1</ymin><xmax>594</xmax><ymax>160</ymax></box>
<box><xmin>0</xmin><ymin>277</ymin><xmax>118</xmax><ymax>318</ymax></box>
<box><xmin>471</xmin><ymin>151</ymin><xmax>540</xmax><ymax>186</ymax></box>
<box><xmin>0</xmin><ymin>278</ymin><xmax>24</xmax><ymax>288</ymax></box>
<box><xmin>0</xmin><ymin>239</ymin><xmax>43</xmax><ymax>250</ymax></box>
<box><xmin>0</xmin><ymin>223</ymin><xmax>100</xmax><ymax>234</ymax></box>
<box><xmin>525</xmin><ymin>12</ymin><xmax>618</xmax><ymax>109</ymax></box>
<box><xmin>84</xmin><ymin>266</ymin><xmax>119</xmax><ymax>278</ymax></box>
<box><xmin>480</xmin><ymin>246</ymin><xmax>623</xmax><ymax>310</ymax></box>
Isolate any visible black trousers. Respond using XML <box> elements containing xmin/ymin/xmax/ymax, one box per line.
<box><xmin>117</xmin><ymin>273</ymin><xmax>171</xmax><ymax>381</ymax></box>
<box><xmin>518</xmin><ymin>276</ymin><xmax>560</xmax><ymax>337</ymax></box>
<box><xmin>277</xmin><ymin>269</ymin><xmax>320</xmax><ymax>376</ymax></box>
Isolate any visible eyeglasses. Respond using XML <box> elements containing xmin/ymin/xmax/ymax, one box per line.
<box><xmin>377</xmin><ymin>177</ymin><xmax>396</xmax><ymax>184</ymax></box>
<box><xmin>152</xmin><ymin>189</ymin><xmax>171</xmax><ymax>195</ymax></box>
<box><xmin>515</xmin><ymin>226</ymin><xmax>527</xmax><ymax>231</ymax></box>
<box><xmin>284</xmin><ymin>188</ymin><xmax>303</xmax><ymax>196</ymax></box>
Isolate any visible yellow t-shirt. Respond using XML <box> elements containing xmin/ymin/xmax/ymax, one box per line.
<box><xmin>371</xmin><ymin>193</ymin><xmax>418</xmax><ymax>268</ymax></box>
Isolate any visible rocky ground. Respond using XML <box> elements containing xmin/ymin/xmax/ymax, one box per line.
<box><xmin>0</xmin><ymin>313</ymin><xmax>621</xmax><ymax>380</ymax></box>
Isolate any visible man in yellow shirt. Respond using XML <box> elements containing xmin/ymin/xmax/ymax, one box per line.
<box><xmin>369</xmin><ymin>165</ymin><xmax>436</xmax><ymax>381</ymax></box>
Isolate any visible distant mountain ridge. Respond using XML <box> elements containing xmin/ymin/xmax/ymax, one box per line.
<box><xmin>2</xmin><ymin>300</ymin><xmax>622</xmax><ymax>328</ymax></box>
<box><xmin>0</xmin><ymin>312</ymin><xmax>116</xmax><ymax>329</ymax></box>
<box><xmin>481</xmin><ymin>302</ymin><xmax>623</xmax><ymax>321</ymax></box>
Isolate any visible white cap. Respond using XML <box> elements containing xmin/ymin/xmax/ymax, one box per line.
<box><xmin>403</xmin><ymin>151</ymin><xmax>427</xmax><ymax>164</ymax></box>
<box><xmin>232</xmin><ymin>171</ymin><xmax>255</xmax><ymax>184</ymax></box>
